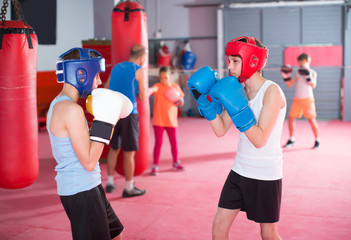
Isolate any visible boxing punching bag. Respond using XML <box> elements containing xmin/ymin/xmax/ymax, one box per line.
<box><xmin>0</xmin><ymin>20</ymin><xmax>39</xmax><ymax>189</ymax></box>
<box><xmin>182</xmin><ymin>41</ymin><xmax>197</xmax><ymax>70</ymax></box>
<box><xmin>157</xmin><ymin>42</ymin><xmax>172</xmax><ymax>67</ymax></box>
<box><xmin>111</xmin><ymin>0</ymin><xmax>149</xmax><ymax>176</ymax></box>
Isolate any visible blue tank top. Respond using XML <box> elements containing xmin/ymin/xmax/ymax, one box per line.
<box><xmin>47</xmin><ymin>95</ymin><xmax>101</xmax><ymax>196</ymax></box>
<box><xmin>109</xmin><ymin>61</ymin><xmax>141</xmax><ymax>114</ymax></box>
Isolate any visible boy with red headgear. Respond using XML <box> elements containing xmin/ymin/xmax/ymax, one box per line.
<box><xmin>188</xmin><ymin>37</ymin><xmax>286</xmax><ymax>239</ymax></box>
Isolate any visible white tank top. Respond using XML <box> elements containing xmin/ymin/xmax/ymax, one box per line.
<box><xmin>295</xmin><ymin>68</ymin><xmax>316</xmax><ymax>99</ymax></box>
<box><xmin>232</xmin><ymin>80</ymin><xmax>286</xmax><ymax>180</ymax></box>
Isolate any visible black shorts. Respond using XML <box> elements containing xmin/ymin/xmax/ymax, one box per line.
<box><xmin>60</xmin><ymin>185</ymin><xmax>124</xmax><ymax>240</ymax></box>
<box><xmin>110</xmin><ymin>114</ymin><xmax>139</xmax><ymax>151</ymax></box>
<box><xmin>218</xmin><ymin>170</ymin><xmax>282</xmax><ymax>223</ymax></box>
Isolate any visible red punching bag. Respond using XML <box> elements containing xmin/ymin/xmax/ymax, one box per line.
<box><xmin>0</xmin><ymin>16</ymin><xmax>39</xmax><ymax>187</ymax></box>
<box><xmin>111</xmin><ymin>0</ymin><xmax>149</xmax><ymax>176</ymax></box>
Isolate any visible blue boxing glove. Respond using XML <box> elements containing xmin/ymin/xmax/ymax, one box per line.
<box><xmin>209</xmin><ymin>76</ymin><xmax>255</xmax><ymax>132</ymax></box>
<box><xmin>197</xmin><ymin>94</ymin><xmax>222</xmax><ymax>121</ymax></box>
<box><xmin>187</xmin><ymin>66</ymin><xmax>220</xmax><ymax>101</ymax></box>
<box><xmin>187</xmin><ymin>66</ymin><xmax>222</xmax><ymax>120</ymax></box>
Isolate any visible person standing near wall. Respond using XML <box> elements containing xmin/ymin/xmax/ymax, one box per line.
<box><xmin>281</xmin><ymin>53</ymin><xmax>320</xmax><ymax>149</ymax></box>
<box><xmin>104</xmin><ymin>44</ymin><xmax>147</xmax><ymax>197</ymax></box>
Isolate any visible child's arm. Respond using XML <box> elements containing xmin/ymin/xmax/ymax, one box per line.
<box><xmin>285</xmin><ymin>73</ymin><xmax>297</xmax><ymax>88</ymax></box>
<box><xmin>64</xmin><ymin>90</ymin><xmax>130</xmax><ymax>171</ymax></box>
<box><xmin>177</xmin><ymin>97</ymin><xmax>185</xmax><ymax>107</ymax></box>
<box><xmin>62</xmin><ymin>103</ymin><xmax>104</xmax><ymax>171</ymax></box>
<box><xmin>309</xmin><ymin>70</ymin><xmax>317</xmax><ymax>89</ymax></box>
<box><xmin>210</xmin><ymin>109</ymin><xmax>233</xmax><ymax>137</ymax></box>
<box><xmin>148</xmin><ymin>85</ymin><xmax>158</xmax><ymax>96</ymax></box>
<box><xmin>244</xmin><ymin>85</ymin><xmax>285</xmax><ymax>148</ymax></box>
<box><xmin>175</xmin><ymin>84</ymin><xmax>185</xmax><ymax>107</ymax></box>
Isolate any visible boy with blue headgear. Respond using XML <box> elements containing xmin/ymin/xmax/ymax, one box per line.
<box><xmin>47</xmin><ymin>48</ymin><xmax>132</xmax><ymax>240</ymax></box>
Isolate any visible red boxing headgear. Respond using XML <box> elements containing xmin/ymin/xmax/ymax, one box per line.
<box><xmin>225</xmin><ymin>36</ymin><xmax>268</xmax><ymax>83</ymax></box>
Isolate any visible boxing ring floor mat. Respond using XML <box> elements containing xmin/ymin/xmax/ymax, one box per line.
<box><xmin>0</xmin><ymin>118</ymin><xmax>350</xmax><ymax>240</ymax></box>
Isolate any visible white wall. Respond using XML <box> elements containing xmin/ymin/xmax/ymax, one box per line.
<box><xmin>93</xmin><ymin>0</ymin><xmax>220</xmax><ymax>40</ymax></box>
<box><xmin>344</xmin><ymin>7</ymin><xmax>351</xmax><ymax>121</ymax></box>
<box><xmin>2</xmin><ymin>0</ymin><xmax>221</xmax><ymax>71</ymax></box>
<box><xmin>1</xmin><ymin>0</ymin><xmax>94</xmax><ymax>71</ymax></box>
<box><xmin>93</xmin><ymin>0</ymin><xmax>221</xmax><ymax>68</ymax></box>
<box><xmin>94</xmin><ymin>0</ymin><xmax>114</xmax><ymax>38</ymax></box>
<box><xmin>36</xmin><ymin>0</ymin><xmax>95</xmax><ymax>71</ymax></box>
<box><xmin>144</xmin><ymin>0</ymin><xmax>220</xmax><ymax>68</ymax></box>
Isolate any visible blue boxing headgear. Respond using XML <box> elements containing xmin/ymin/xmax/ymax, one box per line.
<box><xmin>56</xmin><ymin>48</ymin><xmax>105</xmax><ymax>98</ymax></box>
<box><xmin>182</xmin><ymin>51</ymin><xmax>197</xmax><ymax>70</ymax></box>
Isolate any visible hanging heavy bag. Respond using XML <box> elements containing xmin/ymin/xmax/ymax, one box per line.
<box><xmin>111</xmin><ymin>0</ymin><xmax>149</xmax><ymax>176</ymax></box>
<box><xmin>0</xmin><ymin>0</ymin><xmax>39</xmax><ymax>189</ymax></box>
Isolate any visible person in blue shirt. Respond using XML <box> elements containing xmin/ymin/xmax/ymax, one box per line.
<box><xmin>104</xmin><ymin>44</ymin><xmax>147</xmax><ymax>197</ymax></box>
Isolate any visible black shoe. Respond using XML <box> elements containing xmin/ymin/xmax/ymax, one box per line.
<box><xmin>283</xmin><ymin>139</ymin><xmax>295</xmax><ymax>148</ymax></box>
<box><xmin>122</xmin><ymin>187</ymin><xmax>146</xmax><ymax>198</ymax></box>
<box><xmin>105</xmin><ymin>183</ymin><xmax>116</xmax><ymax>193</ymax></box>
<box><xmin>313</xmin><ymin>140</ymin><xmax>320</xmax><ymax>149</ymax></box>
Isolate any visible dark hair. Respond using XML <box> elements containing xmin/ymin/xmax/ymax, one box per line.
<box><xmin>255</xmin><ymin>39</ymin><xmax>266</xmax><ymax>49</ymax></box>
<box><xmin>236</xmin><ymin>37</ymin><xmax>267</xmax><ymax>49</ymax></box>
<box><xmin>130</xmin><ymin>44</ymin><xmax>146</xmax><ymax>59</ymax></box>
<box><xmin>61</xmin><ymin>49</ymin><xmax>100</xmax><ymax>60</ymax></box>
<box><xmin>297</xmin><ymin>53</ymin><xmax>310</xmax><ymax>61</ymax></box>
<box><xmin>159</xmin><ymin>66</ymin><xmax>171</xmax><ymax>75</ymax></box>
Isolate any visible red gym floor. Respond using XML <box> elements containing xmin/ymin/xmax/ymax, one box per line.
<box><xmin>1</xmin><ymin>118</ymin><xmax>351</xmax><ymax>240</ymax></box>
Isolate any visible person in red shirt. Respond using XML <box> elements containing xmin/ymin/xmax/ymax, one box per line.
<box><xmin>149</xmin><ymin>66</ymin><xmax>185</xmax><ymax>175</ymax></box>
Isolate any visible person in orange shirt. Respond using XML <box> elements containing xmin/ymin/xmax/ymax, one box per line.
<box><xmin>149</xmin><ymin>66</ymin><xmax>185</xmax><ymax>175</ymax></box>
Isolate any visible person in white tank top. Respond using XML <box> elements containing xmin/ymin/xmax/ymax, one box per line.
<box><xmin>187</xmin><ymin>37</ymin><xmax>286</xmax><ymax>240</ymax></box>
<box><xmin>282</xmin><ymin>53</ymin><xmax>320</xmax><ymax>149</ymax></box>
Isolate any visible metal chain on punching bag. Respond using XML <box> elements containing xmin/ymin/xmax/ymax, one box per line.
<box><xmin>0</xmin><ymin>0</ymin><xmax>9</xmax><ymax>48</ymax></box>
<box><xmin>12</xmin><ymin>0</ymin><xmax>24</xmax><ymax>20</ymax></box>
<box><xmin>0</xmin><ymin>0</ymin><xmax>9</xmax><ymax>23</ymax></box>
<box><xmin>0</xmin><ymin>0</ymin><xmax>33</xmax><ymax>49</ymax></box>
<box><xmin>13</xmin><ymin>0</ymin><xmax>33</xmax><ymax>48</ymax></box>
<box><xmin>0</xmin><ymin>0</ymin><xmax>26</xmax><ymax>23</ymax></box>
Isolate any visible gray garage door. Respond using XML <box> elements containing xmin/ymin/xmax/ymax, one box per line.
<box><xmin>221</xmin><ymin>4</ymin><xmax>343</xmax><ymax>119</ymax></box>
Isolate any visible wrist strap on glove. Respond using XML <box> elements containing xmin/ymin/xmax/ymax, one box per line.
<box><xmin>198</xmin><ymin>94</ymin><xmax>222</xmax><ymax>121</ymax></box>
<box><xmin>90</xmin><ymin>120</ymin><xmax>114</xmax><ymax>145</ymax></box>
<box><xmin>230</xmin><ymin>106</ymin><xmax>256</xmax><ymax>132</ymax></box>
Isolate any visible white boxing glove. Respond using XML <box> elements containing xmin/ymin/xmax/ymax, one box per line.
<box><xmin>115</xmin><ymin>92</ymin><xmax>133</xmax><ymax>118</ymax></box>
<box><xmin>86</xmin><ymin>88</ymin><xmax>123</xmax><ymax>145</ymax></box>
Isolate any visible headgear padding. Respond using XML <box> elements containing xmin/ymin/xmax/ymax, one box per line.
<box><xmin>56</xmin><ymin>48</ymin><xmax>105</xmax><ymax>98</ymax></box>
<box><xmin>225</xmin><ymin>36</ymin><xmax>268</xmax><ymax>83</ymax></box>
